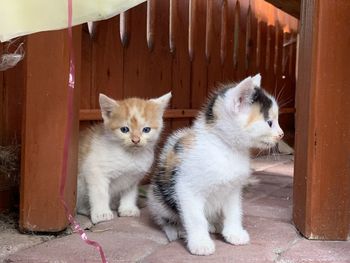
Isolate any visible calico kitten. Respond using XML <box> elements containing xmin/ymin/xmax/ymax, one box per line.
<box><xmin>147</xmin><ymin>74</ymin><xmax>283</xmax><ymax>255</ymax></box>
<box><xmin>77</xmin><ymin>92</ymin><xmax>171</xmax><ymax>224</ymax></box>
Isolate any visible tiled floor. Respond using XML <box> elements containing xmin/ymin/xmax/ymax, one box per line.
<box><xmin>3</xmin><ymin>155</ymin><xmax>350</xmax><ymax>262</ymax></box>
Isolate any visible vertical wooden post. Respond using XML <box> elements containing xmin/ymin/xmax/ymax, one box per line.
<box><xmin>293</xmin><ymin>0</ymin><xmax>350</xmax><ymax>240</ymax></box>
<box><xmin>19</xmin><ymin>27</ymin><xmax>81</xmax><ymax>232</ymax></box>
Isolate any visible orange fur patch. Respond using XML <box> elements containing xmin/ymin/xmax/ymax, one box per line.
<box><xmin>108</xmin><ymin>98</ymin><xmax>162</xmax><ymax>131</ymax></box>
<box><xmin>246</xmin><ymin>104</ymin><xmax>264</xmax><ymax>127</ymax></box>
<box><xmin>178</xmin><ymin>132</ymin><xmax>195</xmax><ymax>151</ymax></box>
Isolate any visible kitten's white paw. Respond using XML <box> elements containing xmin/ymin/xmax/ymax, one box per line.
<box><xmin>118</xmin><ymin>206</ymin><xmax>140</xmax><ymax>217</ymax></box>
<box><xmin>208</xmin><ymin>224</ymin><xmax>217</xmax><ymax>234</ymax></box>
<box><xmin>91</xmin><ymin>210</ymin><xmax>114</xmax><ymax>224</ymax></box>
<box><xmin>188</xmin><ymin>237</ymin><xmax>215</xmax><ymax>256</ymax></box>
<box><xmin>223</xmin><ymin>229</ymin><xmax>250</xmax><ymax>245</ymax></box>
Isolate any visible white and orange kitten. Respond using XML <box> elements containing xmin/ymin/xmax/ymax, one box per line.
<box><xmin>148</xmin><ymin>74</ymin><xmax>284</xmax><ymax>255</ymax></box>
<box><xmin>77</xmin><ymin>92</ymin><xmax>171</xmax><ymax>224</ymax></box>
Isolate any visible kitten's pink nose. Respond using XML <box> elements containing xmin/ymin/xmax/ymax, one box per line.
<box><xmin>132</xmin><ymin>137</ymin><xmax>140</xmax><ymax>144</ymax></box>
<box><xmin>278</xmin><ymin>132</ymin><xmax>284</xmax><ymax>139</ymax></box>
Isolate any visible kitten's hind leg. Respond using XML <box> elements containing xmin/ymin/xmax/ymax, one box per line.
<box><xmin>118</xmin><ymin>185</ymin><xmax>140</xmax><ymax>217</ymax></box>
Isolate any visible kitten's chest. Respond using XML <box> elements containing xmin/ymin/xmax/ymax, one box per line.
<box><xmin>95</xmin><ymin>147</ymin><xmax>153</xmax><ymax>178</ymax></box>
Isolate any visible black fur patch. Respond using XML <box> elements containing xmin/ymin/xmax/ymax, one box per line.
<box><xmin>205</xmin><ymin>87</ymin><xmax>230</xmax><ymax>124</ymax></box>
<box><xmin>251</xmin><ymin>87</ymin><xmax>272</xmax><ymax>119</ymax></box>
<box><xmin>153</xmin><ymin>166</ymin><xmax>179</xmax><ymax>213</ymax></box>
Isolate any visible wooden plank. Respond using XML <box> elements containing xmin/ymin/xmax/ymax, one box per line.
<box><xmin>0</xmin><ymin>42</ymin><xmax>3</xmax><ymax>144</ymax></box>
<box><xmin>234</xmin><ymin>0</ymin><xmax>247</xmax><ymax>79</ymax></box>
<box><xmin>80</xmin><ymin>109</ymin><xmax>199</xmax><ymax>121</ymax></box>
<box><xmin>91</xmin><ymin>17</ymin><xmax>124</xmax><ymax>106</ymax></box>
<box><xmin>221</xmin><ymin>0</ymin><xmax>236</xmax><ymax>81</ymax></box>
<box><xmin>170</xmin><ymin>0</ymin><xmax>191</xmax><ymax>130</ymax></box>
<box><xmin>190</xmin><ymin>0</ymin><xmax>208</xmax><ymax>108</ymax></box>
<box><xmin>264</xmin><ymin>25</ymin><xmax>276</xmax><ymax>93</ymax></box>
<box><xmin>19</xmin><ymin>27</ymin><xmax>81</xmax><ymax>232</ymax></box>
<box><xmin>263</xmin><ymin>0</ymin><xmax>300</xmax><ymax>19</ymax></box>
<box><xmin>246</xmin><ymin>2</ymin><xmax>258</xmax><ymax>75</ymax></box>
<box><xmin>257</xmin><ymin>21</ymin><xmax>268</xmax><ymax>85</ymax></box>
<box><xmin>79</xmin><ymin>107</ymin><xmax>294</xmax><ymax>121</ymax></box>
<box><xmin>293</xmin><ymin>0</ymin><xmax>350</xmax><ymax>240</ymax></box>
<box><xmin>206</xmin><ymin>0</ymin><xmax>223</xmax><ymax>92</ymax></box>
<box><xmin>80</xmin><ymin>24</ymin><xmax>93</xmax><ymax>110</ymax></box>
<box><xmin>123</xmin><ymin>1</ymin><xmax>172</xmax><ymax>99</ymax></box>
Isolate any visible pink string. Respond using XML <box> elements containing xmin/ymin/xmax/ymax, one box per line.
<box><xmin>59</xmin><ymin>1</ymin><xmax>108</xmax><ymax>262</ymax></box>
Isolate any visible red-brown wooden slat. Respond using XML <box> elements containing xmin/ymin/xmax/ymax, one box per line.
<box><xmin>222</xmin><ymin>0</ymin><xmax>236</xmax><ymax>81</ymax></box>
<box><xmin>233</xmin><ymin>1</ymin><xmax>240</xmax><ymax>71</ymax></box>
<box><xmin>123</xmin><ymin>2</ymin><xmax>172</xmax><ymax>99</ymax></box>
<box><xmin>91</xmin><ymin>18</ymin><xmax>124</xmax><ymax>106</ymax></box>
<box><xmin>20</xmin><ymin>27</ymin><xmax>82</xmax><ymax>232</ymax></box>
<box><xmin>247</xmin><ymin>2</ymin><xmax>258</xmax><ymax>75</ymax></box>
<box><xmin>206</xmin><ymin>0</ymin><xmax>223</xmax><ymax>93</ymax></box>
<box><xmin>264</xmin><ymin>25</ymin><xmax>276</xmax><ymax>93</ymax></box>
<box><xmin>258</xmin><ymin>21</ymin><xmax>267</xmax><ymax>86</ymax></box>
<box><xmin>220</xmin><ymin>0</ymin><xmax>227</xmax><ymax>66</ymax></box>
<box><xmin>236</xmin><ymin>0</ymin><xmax>248</xmax><ymax>79</ymax></box>
<box><xmin>147</xmin><ymin>0</ymin><xmax>156</xmax><ymax>51</ymax></box>
<box><xmin>170</xmin><ymin>0</ymin><xmax>191</xmax><ymax>130</ymax></box>
<box><xmin>80</xmin><ymin>107</ymin><xmax>295</xmax><ymax>121</ymax></box>
<box><xmin>80</xmin><ymin>24</ymin><xmax>93</xmax><ymax>110</ymax></box>
<box><xmin>190</xmin><ymin>0</ymin><xmax>208</xmax><ymax>108</ymax></box>
<box><xmin>120</xmin><ymin>11</ymin><xmax>130</xmax><ymax>47</ymax></box>
<box><xmin>0</xmin><ymin>43</ymin><xmax>4</xmax><ymax>144</ymax></box>
<box><xmin>293</xmin><ymin>0</ymin><xmax>350</xmax><ymax>240</ymax></box>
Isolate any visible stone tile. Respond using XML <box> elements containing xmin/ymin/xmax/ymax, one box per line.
<box><xmin>7</xmin><ymin>231</ymin><xmax>165</xmax><ymax>263</ymax></box>
<box><xmin>90</xmin><ymin>209</ymin><xmax>168</xmax><ymax>245</ymax></box>
<box><xmin>253</xmin><ymin>172</ymin><xmax>293</xmax><ymax>187</ymax></box>
<box><xmin>278</xmin><ymin>239</ymin><xmax>350</xmax><ymax>263</ymax></box>
<box><xmin>251</xmin><ymin>155</ymin><xmax>293</xmax><ymax>172</ymax></box>
<box><xmin>262</xmin><ymin>161</ymin><xmax>294</xmax><ymax>177</ymax></box>
<box><xmin>268</xmin><ymin>185</ymin><xmax>293</xmax><ymax>200</ymax></box>
<box><xmin>142</xmin><ymin>217</ymin><xmax>300</xmax><ymax>263</ymax></box>
<box><xmin>6</xmin><ymin>209</ymin><xmax>168</xmax><ymax>263</ymax></box>
<box><xmin>0</xmin><ymin>229</ymin><xmax>54</xmax><ymax>262</ymax></box>
<box><xmin>243</xmin><ymin>194</ymin><xmax>293</xmax><ymax>222</ymax></box>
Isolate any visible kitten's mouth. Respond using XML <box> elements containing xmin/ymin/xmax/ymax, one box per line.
<box><xmin>259</xmin><ymin>141</ymin><xmax>276</xmax><ymax>149</ymax></box>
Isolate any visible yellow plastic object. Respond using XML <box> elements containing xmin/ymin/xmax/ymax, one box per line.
<box><xmin>0</xmin><ymin>0</ymin><xmax>146</xmax><ymax>42</ymax></box>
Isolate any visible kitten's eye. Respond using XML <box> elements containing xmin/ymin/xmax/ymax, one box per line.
<box><xmin>267</xmin><ymin>120</ymin><xmax>273</xmax><ymax>127</ymax></box>
<box><xmin>120</xmin><ymin>126</ymin><xmax>129</xmax><ymax>133</ymax></box>
<box><xmin>143</xmin><ymin>127</ymin><xmax>151</xmax><ymax>133</ymax></box>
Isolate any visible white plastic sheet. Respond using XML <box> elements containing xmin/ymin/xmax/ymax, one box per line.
<box><xmin>0</xmin><ymin>0</ymin><xmax>147</xmax><ymax>42</ymax></box>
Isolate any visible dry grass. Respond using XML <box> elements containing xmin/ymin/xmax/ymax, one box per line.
<box><xmin>0</xmin><ymin>144</ymin><xmax>20</xmax><ymax>181</ymax></box>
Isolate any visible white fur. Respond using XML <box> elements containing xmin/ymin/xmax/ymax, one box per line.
<box><xmin>77</xmin><ymin>133</ymin><xmax>155</xmax><ymax>224</ymax></box>
<box><xmin>148</xmin><ymin>75</ymin><xmax>283</xmax><ymax>255</ymax></box>
<box><xmin>77</xmin><ymin>93</ymin><xmax>171</xmax><ymax>224</ymax></box>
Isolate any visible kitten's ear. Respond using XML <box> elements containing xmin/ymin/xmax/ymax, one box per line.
<box><xmin>150</xmin><ymin>92</ymin><xmax>172</xmax><ymax>111</ymax></box>
<box><xmin>99</xmin><ymin>93</ymin><xmax>118</xmax><ymax>120</ymax></box>
<box><xmin>252</xmin><ymin>73</ymin><xmax>262</xmax><ymax>87</ymax></box>
<box><xmin>225</xmin><ymin>76</ymin><xmax>255</xmax><ymax>112</ymax></box>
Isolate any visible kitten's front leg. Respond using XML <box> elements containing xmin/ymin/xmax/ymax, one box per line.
<box><xmin>221</xmin><ymin>186</ymin><xmax>250</xmax><ymax>245</ymax></box>
<box><xmin>178</xmin><ymin>189</ymin><xmax>215</xmax><ymax>256</ymax></box>
<box><xmin>88</xmin><ymin>175</ymin><xmax>114</xmax><ymax>224</ymax></box>
<box><xmin>118</xmin><ymin>184</ymin><xmax>140</xmax><ymax>217</ymax></box>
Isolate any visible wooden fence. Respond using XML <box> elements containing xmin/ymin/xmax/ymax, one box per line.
<box><xmin>79</xmin><ymin>0</ymin><xmax>297</xmax><ymax>135</ymax></box>
<box><xmin>0</xmin><ymin>0</ymin><xmax>298</xmax><ymax>212</ymax></box>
